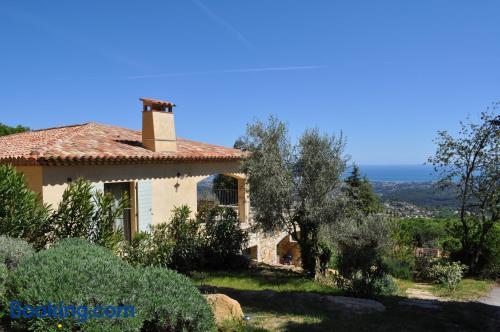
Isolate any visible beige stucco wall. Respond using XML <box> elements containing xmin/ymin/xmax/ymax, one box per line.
<box><xmin>39</xmin><ymin>161</ymin><xmax>243</xmax><ymax>224</ymax></box>
<box><xmin>13</xmin><ymin>163</ymin><xmax>293</xmax><ymax>267</ymax></box>
<box><xmin>15</xmin><ymin>166</ymin><xmax>43</xmax><ymax>197</ymax></box>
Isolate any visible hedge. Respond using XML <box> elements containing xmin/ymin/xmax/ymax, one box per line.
<box><xmin>0</xmin><ymin>235</ymin><xmax>35</xmax><ymax>269</ymax></box>
<box><xmin>138</xmin><ymin>267</ymin><xmax>215</xmax><ymax>332</ymax></box>
<box><xmin>6</xmin><ymin>238</ymin><xmax>215</xmax><ymax>332</ymax></box>
<box><xmin>7</xmin><ymin>238</ymin><xmax>143</xmax><ymax>331</ymax></box>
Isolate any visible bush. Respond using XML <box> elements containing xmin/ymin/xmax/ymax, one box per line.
<box><xmin>429</xmin><ymin>261</ymin><xmax>468</xmax><ymax>291</ymax></box>
<box><xmin>0</xmin><ymin>236</ymin><xmax>35</xmax><ymax>269</ymax></box>
<box><xmin>118</xmin><ymin>231</ymin><xmax>154</xmax><ymax>267</ymax></box>
<box><xmin>318</xmin><ymin>242</ymin><xmax>333</xmax><ymax>274</ymax></box>
<box><xmin>120</xmin><ymin>206</ymin><xmax>249</xmax><ymax>273</ymax></box>
<box><xmin>200</xmin><ymin>207</ymin><xmax>248</xmax><ymax>269</ymax></box>
<box><xmin>0</xmin><ymin>263</ymin><xmax>7</xmax><ymax>318</ymax></box>
<box><xmin>6</xmin><ymin>239</ymin><xmax>216</xmax><ymax>331</ymax></box>
<box><xmin>49</xmin><ymin>179</ymin><xmax>125</xmax><ymax>249</ymax></box>
<box><xmin>373</xmin><ymin>274</ymin><xmax>398</xmax><ymax>295</ymax></box>
<box><xmin>480</xmin><ymin>224</ymin><xmax>500</xmax><ymax>280</ymax></box>
<box><xmin>414</xmin><ymin>255</ymin><xmax>440</xmax><ymax>281</ymax></box>
<box><xmin>384</xmin><ymin>255</ymin><xmax>414</xmax><ymax>280</ymax></box>
<box><xmin>6</xmin><ymin>238</ymin><xmax>143</xmax><ymax>331</ymax></box>
<box><xmin>0</xmin><ymin>165</ymin><xmax>50</xmax><ymax>249</ymax></box>
<box><xmin>138</xmin><ymin>267</ymin><xmax>215</xmax><ymax>332</ymax></box>
<box><xmin>165</xmin><ymin>206</ymin><xmax>202</xmax><ymax>272</ymax></box>
<box><xmin>333</xmin><ymin>214</ymin><xmax>393</xmax><ymax>297</ymax></box>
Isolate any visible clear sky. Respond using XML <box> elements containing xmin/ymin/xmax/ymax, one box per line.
<box><xmin>1</xmin><ymin>1</ymin><xmax>499</xmax><ymax>164</ymax></box>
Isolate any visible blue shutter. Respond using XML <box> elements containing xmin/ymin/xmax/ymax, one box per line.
<box><xmin>137</xmin><ymin>180</ymin><xmax>152</xmax><ymax>232</ymax></box>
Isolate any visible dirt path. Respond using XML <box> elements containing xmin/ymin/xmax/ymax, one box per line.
<box><xmin>405</xmin><ymin>283</ymin><xmax>441</xmax><ymax>301</ymax></box>
<box><xmin>479</xmin><ymin>287</ymin><xmax>500</xmax><ymax>307</ymax></box>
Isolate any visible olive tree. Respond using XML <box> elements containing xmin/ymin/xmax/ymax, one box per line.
<box><xmin>240</xmin><ymin>117</ymin><xmax>347</xmax><ymax>276</ymax></box>
<box><xmin>429</xmin><ymin>108</ymin><xmax>499</xmax><ymax>273</ymax></box>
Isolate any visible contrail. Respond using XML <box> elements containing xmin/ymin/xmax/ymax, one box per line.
<box><xmin>192</xmin><ymin>0</ymin><xmax>254</xmax><ymax>50</ymax></box>
<box><xmin>126</xmin><ymin>65</ymin><xmax>326</xmax><ymax>79</ymax></box>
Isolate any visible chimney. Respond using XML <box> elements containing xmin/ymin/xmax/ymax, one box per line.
<box><xmin>140</xmin><ymin>98</ymin><xmax>177</xmax><ymax>152</ymax></box>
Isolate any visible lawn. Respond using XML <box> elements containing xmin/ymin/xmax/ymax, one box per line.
<box><xmin>192</xmin><ymin>267</ymin><xmax>500</xmax><ymax>332</ymax></box>
<box><xmin>431</xmin><ymin>278</ymin><xmax>495</xmax><ymax>301</ymax></box>
<box><xmin>191</xmin><ymin>267</ymin><xmax>338</xmax><ymax>294</ymax></box>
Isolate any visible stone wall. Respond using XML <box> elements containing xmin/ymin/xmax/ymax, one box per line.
<box><xmin>244</xmin><ymin>216</ymin><xmax>301</xmax><ymax>266</ymax></box>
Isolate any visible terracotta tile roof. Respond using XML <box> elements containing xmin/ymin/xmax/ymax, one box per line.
<box><xmin>0</xmin><ymin>123</ymin><xmax>245</xmax><ymax>166</ymax></box>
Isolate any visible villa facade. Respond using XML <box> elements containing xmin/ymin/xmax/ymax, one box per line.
<box><xmin>0</xmin><ymin>98</ymin><xmax>300</xmax><ymax>266</ymax></box>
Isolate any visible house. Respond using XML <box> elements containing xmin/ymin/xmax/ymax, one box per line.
<box><xmin>0</xmin><ymin>98</ymin><xmax>300</xmax><ymax>266</ymax></box>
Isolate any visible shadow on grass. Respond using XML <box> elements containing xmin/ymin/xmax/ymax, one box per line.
<box><xmin>201</xmin><ymin>286</ymin><xmax>500</xmax><ymax>332</ymax></box>
<box><xmin>192</xmin><ymin>267</ymin><xmax>338</xmax><ymax>294</ymax></box>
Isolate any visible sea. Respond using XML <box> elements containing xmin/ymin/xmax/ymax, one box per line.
<box><xmin>345</xmin><ymin>164</ymin><xmax>439</xmax><ymax>183</ymax></box>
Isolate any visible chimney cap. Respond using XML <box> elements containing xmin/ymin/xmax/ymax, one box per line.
<box><xmin>140</xmin><ymin>98</ymin><xmax>176</xmax><ymax>109</ymax></box>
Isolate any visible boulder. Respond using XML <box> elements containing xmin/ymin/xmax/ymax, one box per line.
<box><xmin>204</xmin><ymin>293</ymin><xmax>244</xmax><ymax>325</ymax></box>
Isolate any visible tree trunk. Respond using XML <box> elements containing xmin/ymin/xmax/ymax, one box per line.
<box><xmin>297</xmin><ymin>225</ymin><xmax>320</xmax><ymax>278</ymax></box>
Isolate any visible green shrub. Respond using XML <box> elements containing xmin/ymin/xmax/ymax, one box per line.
<box><xmin>414</xmin><ymin>255</ymin><xmax>440</xmax><ymax>281</ymax></box>
<box><xmin>0</xmin><ymin>263</ymin><xmax>7</xmax><ymax>318</ymax></box>
<box><xmin>119</xmin><ymin>225</ymin><xmax>176</xmax><ymax>269</ymax></box>
<box><xmin>333</xmin><ymin>215</ymin><xmax>393</xmax><ymax>297</ymax></box>
<box><xmin>480</xmin><ymin>224</ymin><xmax>500</xmax><ymax>280</ymax></box>
<box><xmin>429</xmin><ymin>261</ymin><xmax>468</xmax><ymax>292</ymax></box>
<box><xmin>49</xmin><ymin>179</ymin><xmax>125</xmax><ymax>249</ymax></box>
<box><xmin>318</xmin><ymin>242</ymin><xmax>333</xmax><ymax>274</ymax></box>
<box><xmin>373</xmin><ymin>274</ymin><xmax>398</xmax><ymax>295</ymax></box>
<box><xmin>200</xmin><ymin>207</ymin><xmax>248</xmax><ymax>269</ymax></box>
<box><xmin>166</xmin><ymin>206</ymin><xmax>203</xmax><ymax>272</ymax></box>
<box><xmin>7</xmin><ymin>238</ymin><xmax>143</xmax><ymax>331</ymax></box>
<box><xmin>0</xmin><ymin>236</ymin><xmax>35</xmax><ymax>269</ymax></box>
<box><xmin>0</xmin><ymin>165</ymin><xmax>51</xmax><ymax>249</ymax></box>
<box><xmin>148</xmin><ymin>223</ymin><xmax>175</xmax><ymax>267</ymax></box>
<box><xmin>138</xmin><ymin>267</ymin><xmax>215</xmax><ymax>332</ymax></box>
<box><xmin>120</xmin><ymin>206</ymin><xmax>249</xmax><ymax>273</ymax></box>
<box><xmin>118</xmin><ymin>231</ymin><xmax>154</xmax><ymax>267</ymax></box>
<box><xmin>384</xmin><ymin>255</ymin><xmax>414</xmax><ymax>280</ymax></box>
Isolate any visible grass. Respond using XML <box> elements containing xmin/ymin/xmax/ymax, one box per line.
<box><xmin>193</xmin><ymin>268</ymin><xmax>500</xmax><ymax>331</ymax></box>
<box><xmin>430</xmin><ymin>278</ymin><xmax>495</xmax><ymax>301</ymax></box>
<box><xmin>191</xmin><ymin>267</ymin><xmax>338</xmax><ymax>294</ymax></box>
<box><xmin>394</xmin><ymin>278</ymin><xmax>416</xmax><ymax>296</ymax></box>
<box><xmin>395</xmin><ymin>276</ymin><xmax>494</xmax><ymax>301</ymax></box>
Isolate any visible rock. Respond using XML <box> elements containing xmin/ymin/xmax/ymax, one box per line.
<box><xmin>204</xmin><ymin>293</ymin><xmax>244</xmax><ymax>325</ymax></box>
<box><xmin>324</xmin><ymin>295</ymin><xmax>386</xmax><ymax>313</ymax></box>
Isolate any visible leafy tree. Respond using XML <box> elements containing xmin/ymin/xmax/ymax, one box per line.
<box><xmin>0</xmin><ymin>165</ymin><xmax>50</xmax><ymax>249</ymax></box>
<box><xmin>333</xmin><ymin>214</ymin><xmax>394</xmax><ymax>297</ymax></box>
<box><xmin>345</xmin><ymin>164</ymin><xmax>381</xmax><ymax>215</ymax></box>
<box><xmin>50</xmin><ymin>178</ymin><xmax>126</xmax><ymax>248</ymax></box>
<box><xmin>429</xmin><ymin>108</ymin><xmax>499</xmax><ymax>273</ymax></box>
<box><xmin>212</xmin><ymin>174</ymin><xmax>238</xmax><ymax>191</ymax></box>
<box><xmin>0</xmin><ymin>123</ymin><xmax>29</xmax><ymax>137</ymax></box>
<box><xmin>240</xmin><ymin>117</ymin><xmax>347</xmax><ymax>276</ymax></box>
<box><xmin>395</xmin><ymin>218</ymin><xmax>447</xmax><ymax>248</ymax></box>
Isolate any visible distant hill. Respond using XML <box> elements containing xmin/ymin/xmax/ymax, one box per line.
<box><xmin>372</xmin><ymin>181</ymin><xmax>458</xmax><ymax>209</ymax></box>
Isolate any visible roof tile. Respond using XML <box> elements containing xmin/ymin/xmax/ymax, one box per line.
<box><xmin>0</xmin><ymin>123</ymin><xmax>245</xmax><ymax>165</ymax></box>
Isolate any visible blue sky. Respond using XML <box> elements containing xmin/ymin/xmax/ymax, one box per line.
<box><xmin>1</xmin><ymin>1</ymin><xmax>499</xmax><ymax>164</ymax></box>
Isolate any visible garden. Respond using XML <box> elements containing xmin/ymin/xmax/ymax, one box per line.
<box><xmin>0</xmin><ymin>111</ymin><xmax>499</xmax><ymax>331</ymax></box>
